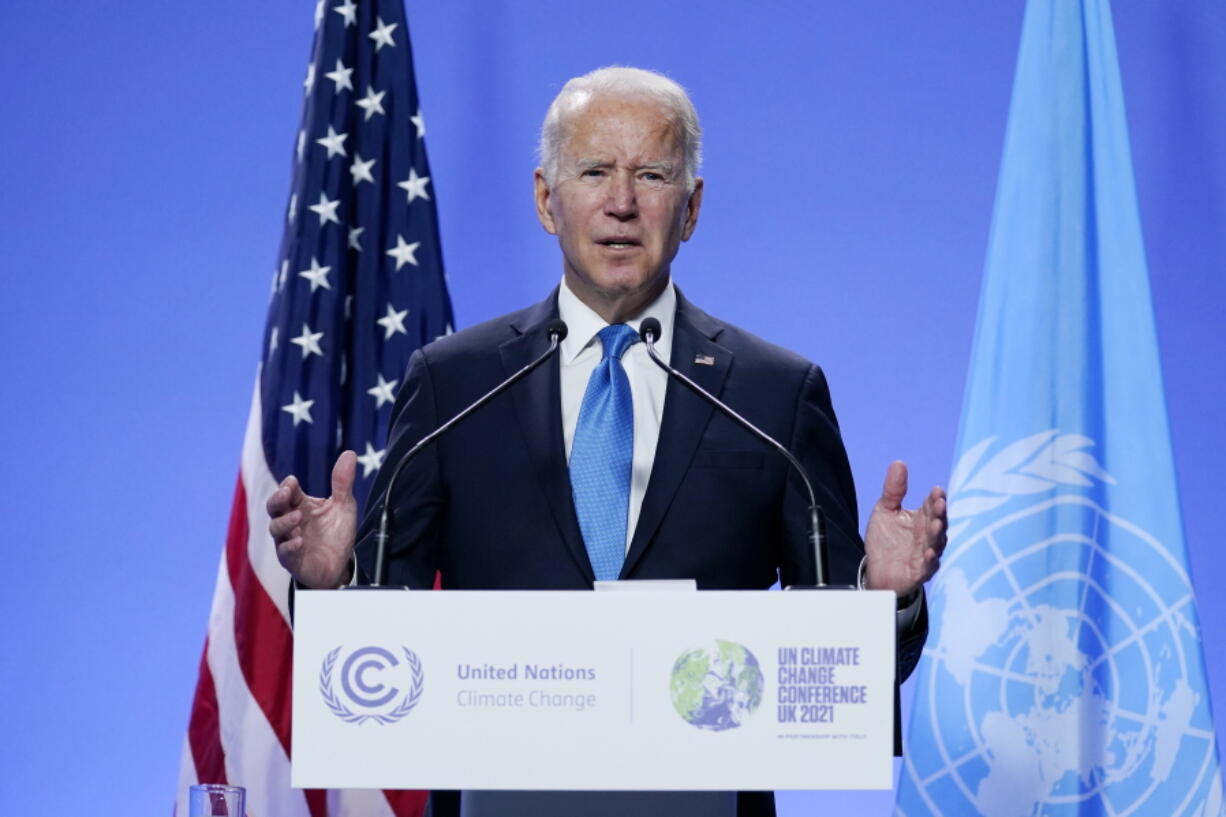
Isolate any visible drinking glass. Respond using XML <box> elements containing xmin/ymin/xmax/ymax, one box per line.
<box><xmin>188</xmin><ymin>783</ymin><xmax>246</xmax><ymax>817</ymax></box>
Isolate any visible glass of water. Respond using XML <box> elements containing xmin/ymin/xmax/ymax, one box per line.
<box><xmin>189</xmin><ymin>784</ymin><xmax>246</xmax><ymax>817</ymax></box>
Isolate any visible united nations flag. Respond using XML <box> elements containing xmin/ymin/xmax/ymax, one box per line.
<box><xmin>895</xmin><ymin>1</ymin><xmax>1224</xmax><ymax>815</ymax></box>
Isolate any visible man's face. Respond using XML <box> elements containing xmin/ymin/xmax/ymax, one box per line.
<box><xmin>534</xmin><ymin>95</ymin><xmax>703</xmax><ymax>318</ymax></box>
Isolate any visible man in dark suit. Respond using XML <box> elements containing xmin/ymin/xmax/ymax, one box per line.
<box><xmin>269</xmin><ymin>66</ymin><xmax>947</xmax><ymax>816</ymax></box>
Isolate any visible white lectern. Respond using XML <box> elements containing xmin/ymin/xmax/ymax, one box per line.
<box><xmin>292</xmin><ymin>589</ymin><xmax>894</xmax><ymax>814</ymax></box>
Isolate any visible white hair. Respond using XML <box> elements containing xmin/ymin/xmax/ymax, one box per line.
<box><xmin>538</xmin><ymin>66</ymin><xmax>703</xmax><ymax>191</ymax></box>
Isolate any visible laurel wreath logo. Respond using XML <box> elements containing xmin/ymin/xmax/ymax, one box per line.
<box><xmin>319</xmin><ymin>646</ymin><xmax>424</xmax><ymax>725</ymax></box>
<box><xmin>946</xmin><ymin>430</ymin><xmax>1115</xmax><ymax>541</ymax></box>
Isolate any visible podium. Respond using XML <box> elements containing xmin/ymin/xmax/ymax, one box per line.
<box><xmin>292</xmin><ymin>589</ymin><xmax>895</xmax><ymax>814</ymax></box>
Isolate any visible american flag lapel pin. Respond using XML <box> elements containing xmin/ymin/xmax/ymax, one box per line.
<box><xmin>694</xmin><ymin>353</ymin><xmax>716</xmax><ymax>366</ymax></box>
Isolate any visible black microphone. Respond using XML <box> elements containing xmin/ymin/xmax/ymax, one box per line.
<box><xmin>366</xmin><ymin>319</ymin><xmax>568</xmax><ymax>587</ymax></box>
<box><xmin>638</xmin><ymin>317</ymin><xmax>842</xmax><ymax>589</ymax></box>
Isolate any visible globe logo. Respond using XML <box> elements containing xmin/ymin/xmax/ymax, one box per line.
<box><xmin>900</xmin><ymin>432</ymin><xmax>1224</xmax><ymax>817</ymax></box>
<box><xmin>670</xmin><ymin>640</ymin><xmax>764</xmax><ymax>731</ymax></box>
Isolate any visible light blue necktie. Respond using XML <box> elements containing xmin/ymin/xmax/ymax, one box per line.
<box><xmin>570</xmin><ymin>323</ymin><xmax>638</xmax><ymax>582</ymax></box>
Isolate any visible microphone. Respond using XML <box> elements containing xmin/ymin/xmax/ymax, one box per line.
<box><xmin>638</xmin><ymin>317</ymin><xmax>841</xmax><ymax>589</ymax></box>
<box><xmin>366</xmin><ymin>319</ymin><xmax>568</xmax><ymax>587</ymax></box>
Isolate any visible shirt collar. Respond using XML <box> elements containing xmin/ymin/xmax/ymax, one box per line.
<box><xmin>557</xmin><ymin>277</ymin><xmax>676</xmax><ymax>364</ymax></box>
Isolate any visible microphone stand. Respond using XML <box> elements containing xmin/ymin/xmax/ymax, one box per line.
<box><xmin>638</xmin><ymin>320</ymin><xmax>852</xmax><ymax>590</ymax></box>
<box><xmin>353</xmin><ymin>320</ymin><xmax>568</xmax><ymax>589</ymax></box>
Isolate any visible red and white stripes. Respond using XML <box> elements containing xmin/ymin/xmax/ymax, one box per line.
<box><xmin>176</xmin><ymin>382</ymin><xmax>425</xmax><ymax>817</ymax></box>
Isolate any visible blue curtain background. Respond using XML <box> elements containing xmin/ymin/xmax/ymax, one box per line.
<box><xmin>0</xmin><ymin>2</ymin><xmax>1221</xmax><ymax>814</ymax></box>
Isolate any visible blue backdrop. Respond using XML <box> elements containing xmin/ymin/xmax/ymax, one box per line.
<box><xmin>0</xmin><ymin>2</ymin><xmax>1221</xmax><ymax>814</ymax></box>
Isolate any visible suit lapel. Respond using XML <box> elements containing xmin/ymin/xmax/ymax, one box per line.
<box><xmin>500</xmin><ymin>292</ymin><xmax>594</xmax><ymax>582</ymax></box>
<box><xmin>621</xmin><ymin>291</ymin><xmax>731</xmax><ymax>578</ymax></box>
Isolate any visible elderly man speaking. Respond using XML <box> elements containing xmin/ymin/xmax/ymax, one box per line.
<box><xmin>269</xmin><ymin>66</ymin><xmax>947</xmax><ymax>816</ymax></box>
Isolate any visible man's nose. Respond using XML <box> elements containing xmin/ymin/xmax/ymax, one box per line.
<box><xmin>603</xmin><ymin>172</ymin><xmax>637</xmax><ymax>219</ymax></box>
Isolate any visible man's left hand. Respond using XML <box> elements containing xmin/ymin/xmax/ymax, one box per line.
<box><xmin>863</xmin><ymin>460</ymin><xmax>947</xmax><ymax>598</ymax></box>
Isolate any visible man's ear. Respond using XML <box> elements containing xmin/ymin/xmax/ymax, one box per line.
<box><xmin>534</xmin><ymin>168</ymin><xmax>557</xmax><ymax>235</ymax></box>
<box><xmin>681</xmin><ymin>177</ymin><xmax>704</xmax><ymax>241</ymax></box>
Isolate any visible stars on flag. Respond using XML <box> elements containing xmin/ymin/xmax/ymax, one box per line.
<box><xmin>356</xmin><ymin>442</ymin><xmax>387</xmax><ymax>477</ymax></box>
<box><xmin>261</xmin><ymin>0</ymin><xmax>453</xmax><ymax>509</ymax></box>
<box><xmin>350</xmin><ymin>153</ymin><xmax>376</xmax><ymax>185</ymax></box>
<box><xmin>316</xmin><ymin>126</ymin><xmax>348</xmax><ymax>158</ymax></box>
<box><xmin>308</xmin><ymin>191</ymin><xmax>341</xmax><ymax>225</ymax></box>
<box><xmin>356</xmin><ymin>86</ymin><xmax>386</xmax><ymax>121</ymax></box>
<box><xmin>377</xmin><ymin>304</ymin><xmax>409</xmax><ymax>340</ymax></box>
<box><xmin>298</xmin><ymin>257</ymin><xmax>332</xmax><ymax>292</ymax></box>
<box><xmin>386</xmin><ymin>235</ymin><xmax>420</xmax><ymax>269</ymax></box>
<box><xmin>282</xmin><ymin>391</ymin><xmax>315</xmax><ymax>426</ymax></box>
<box><xmin>397</xmin><ymin>168</ymin><xmax>431</xmax><ymax>203</ymax></box>
<box><xmin>367</xmin><ymin>373</ymin><xmax>399</xmax><ymax>408</ymax></box>
<box><xmin>290</xmin><ymin>323</ymin><xmax>325</xmax><ymax>358</ymax></box>
<box><xmin>369</xmin><ymin>17</ymin><xmax>398</xmax><ymax>51</ymax></box>
<box><xmin>333</xmin><ymin>0</ymin><xmax>357</xmax><ymax>27</ymax></box>
<box><xmin>325</xmin><ymin>59</ymin><xmax>354</xmax><ymax>93</ymax></box>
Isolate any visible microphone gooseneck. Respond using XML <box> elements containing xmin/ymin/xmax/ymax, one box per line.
<box><xmin>369</xmin><ymin>319</ymin><xmax>569</xmax><ymax>586</ymax></box>
<box><xmin>637</xmin><ymin>318</ymin><xmax>830</xmax><ymax>587</ymax></box>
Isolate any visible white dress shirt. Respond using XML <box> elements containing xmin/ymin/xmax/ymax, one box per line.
<box><xmin>558</xmin><ymin>277</ymin><xmax>675</xmax><ymax>553</ymax></box>
<box><xmin>554</xmin><ymin>278</ymin><xmax>924</xmax><ymax>622</ymax></box>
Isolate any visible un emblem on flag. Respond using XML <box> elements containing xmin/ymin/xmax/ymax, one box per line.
<box><xmin>901</xmin><ymin>432</ymin><xmax>1223</xmax><ymax>817</ymax></box>
<box><xmin>319</xmin><ymin>645</ymin><xmax>424</xmax><ymax>725</ymax></box>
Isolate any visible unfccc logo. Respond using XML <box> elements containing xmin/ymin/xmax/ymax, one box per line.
<box><xmin>319</xmin><ymin>645</ymin><xmax>424</xmax><ymax>725</ymax></box>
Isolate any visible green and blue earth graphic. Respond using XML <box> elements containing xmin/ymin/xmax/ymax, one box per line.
<box><xmin>670</xmin><ymin>640</ymin><xmax>764</xmax><ymax>731</ymax></box>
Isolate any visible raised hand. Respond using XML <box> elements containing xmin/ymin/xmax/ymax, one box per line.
<box><xmin>863</xmin><ymin>460</ymin><xmax>947</xmax><ymax>598</ymax></box>
<box><xmin>266</xmin><ymin>451</ymin><xmax>359</xmax><ymax>588</ymax></box>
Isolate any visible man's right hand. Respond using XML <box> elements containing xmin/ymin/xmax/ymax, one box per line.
<box><xmin>267</xmin><ymin>450</ymin><xmax>359</xmax><ymax>588</ymax></box>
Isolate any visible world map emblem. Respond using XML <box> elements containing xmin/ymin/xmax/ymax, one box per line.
<box><xmin>670</xmin><ymin>640</ymin><xmax>764</xmax><ymax>731</ymax></box>
<box><xmin>900</xmin><ymin>431</ymin><xmax>1223</xmax><ymax>817</ymax></box>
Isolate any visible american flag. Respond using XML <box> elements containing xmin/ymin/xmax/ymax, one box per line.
<box><xmin>176</xmin><ymin>0</ymin><xmax>452</xmax><ymax>814</ymax></box>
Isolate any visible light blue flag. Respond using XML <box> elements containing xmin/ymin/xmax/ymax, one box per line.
<box><xmin>895</xmin><ymin>1</ymin><xmax>1224</xmax><ymax>815</ymax></box>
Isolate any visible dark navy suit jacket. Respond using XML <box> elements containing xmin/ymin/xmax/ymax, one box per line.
<box><xmin>354</xmin><ymin>288</ymin><xmax>927</xmax><ymax>815</ymax></box>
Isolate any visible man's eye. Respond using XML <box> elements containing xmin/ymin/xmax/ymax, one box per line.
<box><xmin>582</xmin><ymin>169</ymin><xmax>606</xmax><ymax>178</ymax></box>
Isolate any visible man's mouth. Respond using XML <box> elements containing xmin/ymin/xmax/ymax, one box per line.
<box><xmin>597</xmin><ymin>239</ymin><xmax>640</xmax><ymax>249</ymax></box>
